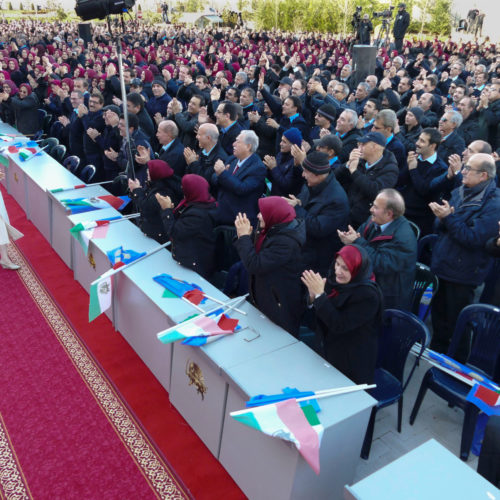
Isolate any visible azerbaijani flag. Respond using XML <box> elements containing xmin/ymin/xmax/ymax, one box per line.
<box><xmin>89</xmin><ymin>269</ymin><xmax>114</xmax><ymax>322</ymax></box>
<box><xmin>70</xmin><ymin>220</ymin><xmax>113</xmax><ymax>254</ymax></box>
<box><xmin>467</xmin><ymin>384</ymin><xmax>500</xmax><ymax>416</ymax></box>
<box><xmin>61</xmin><ymin>195</ymin><xmax>130</xmax><ymax>214</ymax></box>
<box><xmin>154</xmin><ymin>273</ymin><xmax>206</xmax><ymax>304</ymax></box>
<box><xmin>107</xmin><ymin>246</ymin><xmax>146</xmax><ymax>269</ymax></box>
<box><xmin>157</xmin><ymin>312</ymin><xmax>238</xmax><ymax>344</ymax></box>
<box><xmin>231</xmin><ymin>399</ymin><xmax>324</xmax><ymax>475</ymax></box>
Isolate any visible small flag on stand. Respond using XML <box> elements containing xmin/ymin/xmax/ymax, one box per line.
<box><xmin>107</xmin><ymin>246</ymin><xmax>146</xmax><ymax>269</ymax></box>
<box><xmin>231</xmin><ymin>399</ymin><xmax>323</xmax><ymax>475</ymax></box>
<box><xmin>70</xmin><ymin>219</ymin><xmax>114</xmax><ymax>254</ymax></box>
<box><xmin>181</xmin><ymin>310</ymin><xmax>240</xmax><ymax>346</ymax></box>
<box><xmin>89</xmin><ymin>269</ymin><xmax>114</xmax><ymax>321</ymax></box>
<box><xmin>154</xmin><ymin>274</ymin><xmax>206</xmax><ymax>304</ymax></box>
<box><xmin>61</xmin><ymin>195</ymin><xmax>130</xmax><ymax>214</ymax></box>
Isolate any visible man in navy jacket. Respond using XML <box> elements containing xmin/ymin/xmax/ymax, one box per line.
<box><xmin>430</xmin><ymin>153</ymin><xmax>500</xmax><ymax>359</ymax></box>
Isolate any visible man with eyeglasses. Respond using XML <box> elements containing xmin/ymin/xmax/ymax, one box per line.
<box><xmin>429</xmin><ymin>153</ymin><xmax>500</xmax><ymax>359</ymax></box>
<box><xmin>478</xmin><ymin>83</ymin><xmax>500</xmax><ymax>150</ymax></box>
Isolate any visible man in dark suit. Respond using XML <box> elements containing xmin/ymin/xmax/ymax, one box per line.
<box><xmin>437</xmin><ymin>110</ymin><xmax>466</xmax><ymax>164</ymax></box>
<box><xmin>212</xmin><ymin>130</ymin><xmax>266</xmax><ymax>225</ymax></box>
<box><xmin>215</xmin><ymin>101</ymin><xmax>243</xmax><ymax>156</ymax></box>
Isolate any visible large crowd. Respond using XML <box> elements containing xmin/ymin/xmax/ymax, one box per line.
<box><xmin>0</xmin><ymin>18</ymin><xmax>499</xmax><ymax>387</ymax></box>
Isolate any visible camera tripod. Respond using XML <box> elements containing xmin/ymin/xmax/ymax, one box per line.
<box><xmin>374</xmin><ymin>18</ymin><xmax>392</xmax><ymax>49</ymax></box>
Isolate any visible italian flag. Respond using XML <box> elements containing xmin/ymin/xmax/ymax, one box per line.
<box><xmin>231</xmin><ymin>399</ymin><xmax>324</xmax><ymax>474</ymax></box>
<box><xmin>70</xmin><ymin>220</ymin><xmax>110</xmax><ymax>255</ymax></box>
<box><xmin>157</xmin><ymin>313</ymin><xmax>238</xmax><ymax>344</ymax></box>
<box><xmin>89</xmin><ymin>269</ymin><xmax>114</xmax><ymax>322</ymax></box>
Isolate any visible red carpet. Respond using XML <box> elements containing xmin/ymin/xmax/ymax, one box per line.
<box><xmin>1</xmin><ymin>184</ymin><xmax>245</xmax><ymax>500</ymax></box>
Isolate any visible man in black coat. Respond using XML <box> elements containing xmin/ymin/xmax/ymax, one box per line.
<box><xmin>339</xmin><ymin>188</ymin><xmax>417</xmax><ymax>310</ymax></box>
<box><xmin>398</xmin><ymin>127</ymin><xmax>448</xmax><ymax>236</ymax></box>
<box><xmin>477</xmin><ymin>82</ymin><xmax>500</xmax><ymax>150</ymax></box>
<box><xmin>336</xmin><ymin>131</ymin><xmax>399</xmax><ymax>227</ymax></box>
<box><xmin>393</xmin><ymin>3</ymin><xmax>410</xmax><ymax>53</ymax></box>
<box><xmin>59</xmin><ymin>89</ymin><xmax>85</xmax><ymax>164</ymax></box>
<box><xmin>215</xmin><ymin>101</ymin><xmax>244</xmax><ymax>156</ymax></box>
<box><xmin>79</xmin><ymin>91</ymin><xmax>106</xmax><ymax>176</ymax></box>
<box><xmin>184</xmin><ymin>123</ymin><xmax>228</xmax><ymax>189</ymax></box>
<box><xmin>457</xmin><ymin>97</ymin><xmax>482</xmax><ymax>146</ymax></box>
<box><xmin>437</xmin><ymin>110</ymin><xmax>466</xmax><ymax>164</ymax></box>
<box><xmin>285</xmin><ymin>151</ymin><xmax>349</xmax><ymax>275</ymax></box>
<box><xmin>335</xmin><ymin>108</ymin><xmax>362</xmax><ymax>163</ymax></box>
<box><xmin>372</xmin><ymin>109</ymin><xmax>407</xmax><ymax>172</ymax></box>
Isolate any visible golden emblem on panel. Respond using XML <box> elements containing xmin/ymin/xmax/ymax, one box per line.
<box><xmin>14</xmin><ymin>172</ymin><xmax>18</xmax><ymax>183</ymax></box>
<box><xmin>186</xmin><ymin>360</ymin><xmax>207</xmax><ymax>400</ymax></box>
<box><xmin>88</xmin><ymin>251</ymin><xmax>96</xmax><ymax>269</ymax></box>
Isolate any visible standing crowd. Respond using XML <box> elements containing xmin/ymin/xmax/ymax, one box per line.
<box><xmin>0</xmin><ymin>18</ymin><xmax>499</xmax><ymax>386</ymax></box>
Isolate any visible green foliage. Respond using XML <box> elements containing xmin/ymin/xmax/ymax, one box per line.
<box><xmin>19</xmin><ymin>2</ymin><xmax>23</xmax><ymax>10</ymax></box>
<box><xmin>183</xmin><ymin>0</ymin><xmax>204</xmax><ymax>12</ymax></box>
<box><xmin>56</xmin><ymin>6</ymin><xmax>69</xmax><ymax>20</ymax></box>
<box><xmin>426</xmin><ymin>0</ymin><xmax>452</xmax><ymax>35</ymax></box>
<box><xmin>7</xmin><ymin>2</ymin><xmax>13</xmax><ymax>10</ymax></box>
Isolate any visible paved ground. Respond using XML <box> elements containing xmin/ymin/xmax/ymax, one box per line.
<box><xmin>352</xmin><ymin>357</ymin><xmax>480</xmax><ymax>483</ymax></box>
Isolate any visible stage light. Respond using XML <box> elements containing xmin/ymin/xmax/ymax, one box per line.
<box><xmin>75</xmin><ymin>0</ymin><xmax>135</xmax><ymax>21</ymax></box>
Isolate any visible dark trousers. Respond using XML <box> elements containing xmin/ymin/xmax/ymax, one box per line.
<box><xmin>478</xmin><ymin>416</ymin><xmax>500</xmax><ymax>488</ymax></box>
<box><xmin>394</xmin><ymin>37</ymin><xmax>404</xmax><ymax>53</ymax></box>
<box><xmin>431</xmin><ymin>278</ymin><xmax>475</xmax><ymax>361</ymax></box>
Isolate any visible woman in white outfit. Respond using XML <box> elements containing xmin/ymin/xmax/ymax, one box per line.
<box><xmin>0</xmin><ymin>171</ymin><xmax>23</xmax><ymax>270</ymax></box>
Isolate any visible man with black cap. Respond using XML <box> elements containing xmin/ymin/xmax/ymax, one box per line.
<box><xmin>311</xmin><ymin>104</ymin><xmax>336</xmax><ymax>141</ymax></box>
<box><xmin>399</xmin><ymin>107</ymin><xmax>423</xmax><ymax>153</ymax></box>
<box><xmin>284</xmin><ymin>151</ymin><xmax>349</xmax><ymax>275</ymax></box>
<box><xmin>315</xmin><ymin>134</ymin><xmax>343</xmax><ymax>170</ymax></box>
<box><xmin>336</xmin><ymin>131</ymin><xmax>399</xmax><ymax>227</ymax></box>
<box><xmin>393</xmin><ymin>3</ymin><xmax>410</xmax><ymax>53</ymax></box>
<box><xmin>145</xmin><ymin>78</ymin><xmax>171</xmax><ymax>121</ymax></box>
<box><xmin>264</xmin><ymin>127</ymin><xmax>304</xmax><ymax>196</ymax></box>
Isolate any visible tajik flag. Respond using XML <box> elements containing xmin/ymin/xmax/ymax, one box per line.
<box><xmin>70</xmin><ymin>220</ymin><xmax>111</xmax><ymax>255</ymax></box>
<box><xmin>157</xmin><ymin>313</ymin><xmax>238</xmax><ymax>344</ymax></box>
<box><xmin>89</xmin><ymin>269</ymin><xmax>114</xmax><ymax>322</ymax></box>
<box><xmin>466</xmin><ymin>384</ymin><xmax>500</xmax><ymax>416</ymax></box>
<box><xmin>231</xmin><ymin>399</ymin><xmax>323</xmax><ymax>474</ymax></box>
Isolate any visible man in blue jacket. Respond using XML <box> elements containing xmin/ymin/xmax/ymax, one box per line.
<box><xmin>212</xmin><ymin>130</ymin><xmax>266</xmax><ymax>225</ymax></box>
<box><xmin>429</xmin><ymin>153</ymin><xmax>500</xmax><ymax>359</ymax></box>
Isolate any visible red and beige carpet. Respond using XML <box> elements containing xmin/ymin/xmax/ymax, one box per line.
<box><xmin>0</xmin><ymin>185</ymin><xmax>245</xmax><ymax>499</ymax></box>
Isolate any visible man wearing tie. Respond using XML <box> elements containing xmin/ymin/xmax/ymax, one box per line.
<box><xmin>338</xmin><ymin>188</ymin><xmax>417</xmax><ymax>310</ymax></box>
<box><xmin>212</xmin><ymin>130</ymin><xmax>266</xmax><ymax>225</ymax></box>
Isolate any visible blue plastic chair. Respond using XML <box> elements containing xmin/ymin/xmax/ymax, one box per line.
<box><xmin>50</xmin><ymin>144</ymin><xmax>66</xmax><ymax>163</ymax></box>
<box><xmin>411</xmin><ymin>263</ymin><xmax>439</xmax><ymax>321</ymax></box>
<box><xmin>361</xmin><ymin>309</ymin><xmax>431</xmax><ymax>459</ymax></box>
<box><xmin>417</xmin><ymin>233</ymin><xmax>438</xmax><ymax>267</ymax></box>
<box><xmin>79</xmin><ymin>165</ymin><xmax>96</xmax><ymax>183</ymax></box>
<box><xmin>409</xmin><ymin>304</ymin><xmax>500</xmax><ymax>460</ymax></box>
<box><xmin>62</xmin><ymin>155</ymin><xmax>80</xmax><ymax>174</ymax></box>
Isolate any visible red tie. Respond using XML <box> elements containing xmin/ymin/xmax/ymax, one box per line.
<box><xmin>233</xmin><ymin>162</ymin><xmax>241</xmax><ymax>175</ymax></box>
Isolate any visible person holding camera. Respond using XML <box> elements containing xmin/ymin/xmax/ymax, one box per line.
<box><xmin>393</xmin><ymin>3</ymin><xmax>410</xmax><ymax>53</ymax></box>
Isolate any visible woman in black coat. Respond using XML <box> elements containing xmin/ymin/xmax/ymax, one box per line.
<box><xmin>157</xmin><ymin>174</ymin><xmax>217</xmax><ymax>279</ymax></box>
<box><xmin>128</xmin><ymin>159</ymin><xmax>179</xmax><ymax>244</ymax></box>
<box><xmin>10</xmin><ymin>83</ymin><xmax>40</xmax><ymax>136</ymax></box>
<box><xmin>302</xmin><ymin>244</ymin><xmax>383</xmax><ymax>384</ymax></box>
<box><xmin>234</xmin><ymin>196</ymin><xmax>306</xmax><ymax>337</ymax></box>
<box><xmin>0</xmin><ymin>80</ymin><xmax>17</xmax><ymax>126</ymax></box>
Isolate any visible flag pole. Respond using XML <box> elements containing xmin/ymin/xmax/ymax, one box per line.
<box><xmin>231</xmin><ymin>384</ymin><xmax>376</xmax><ymax>416</ymax></box>
<box><xmin>21</xmin><ymin>144</ymin><xmax>49</xmax><ymax>162</ymax></box>
<box><xmin>90</xmin><ymin>241</ymin><xmax>171</xmax><ymax>286</ymax></box>
<box><xmin>49</xmin><ymin>180</ymin><xmax>116</xmax><ymax>193</ymax></box>
<box><xmin>156</xmin><ymin>295</ymin><xmax>249</xmax><ymax>340</ymax></box>
<box><xmin>202</xmin><ymin>292</ymin><xmax>247</xmax><ymax>315</ymax></box>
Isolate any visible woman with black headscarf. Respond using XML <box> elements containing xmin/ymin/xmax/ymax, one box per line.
<box><xmin>156</xmin><ymin>174</ymin><xmax>217</xmax><ymax>279</ymax></box>
<box><xmin>301</xmin><ymin>245</ymin><xmax>383</xmax><ymax>384</ymax></box>
<box><xmin>234</xmin><ymin>196</ymin><xmax>306</xmax><ymax>337</ymax></box>
<box><xmin>128</xmin><ymin>159</ymin><xmax>178</xmax><ymax>244</ymax></box>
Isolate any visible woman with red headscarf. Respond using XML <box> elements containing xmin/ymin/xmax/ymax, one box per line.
<box><xmin>11</xmin><ymin>83</ymin><xmax>40</xmax><ymax>136</ymax></box>
<box><xmin>0</xmin><ymin>80</ymin><xmax>18</xmax><ymax>126</ymax></box>
<box><xmin>156</xmin><ymin>174</ymin><xmax>217</xmax><ymax>279</ymax></box>
<box><xmin>301</xmin><ymin>244</ymin><xmax>383</xmax><ymax>384</ymax></box>
<box><xmin>234</xmin><ymin>196</ymin><xmax>306</xmax><ymax>337</ymax></box>
<box><xmin>128</xmin><ymin>159</ymin><xmax>179</xmax><ymax>244</ymax></box>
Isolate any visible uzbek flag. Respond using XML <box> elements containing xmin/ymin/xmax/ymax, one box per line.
<box><xmin>467</xmin><ymin>384</ymin><xmax>500</xmax><ymax>416</ymax></box>
<box><xmin>154</xmin><ymin>273</ymin><xmax>206</xmax><ymax>304</ymax></box>
<box><xmin>231</xmin><ymin>399</ymin><xmax>324</xmax><ymax>474</ymax></box>
<box><xmin>70</xmin><ymin>220</ymin><xmax>113</xmax><ymax>255</ymax></box>
<box><xmin>89</xmin><ymin>269</ymin><xmax>114</xmax><ymax>322</ymax></box>
<box><xmin>61</xmin><ymin>195</ymin><xmax>130</xmax><ymax>214</ymax></box>
<box><xmin>158</xmin><ymin>312</ymin><xmax>238</xmax><ymax>344</ymax></box>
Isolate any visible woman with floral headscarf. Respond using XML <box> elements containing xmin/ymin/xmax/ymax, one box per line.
<box><xmin>302</xmin><ymin>244</ymin><xmax>383</xmax><ymax>384</ymax></box>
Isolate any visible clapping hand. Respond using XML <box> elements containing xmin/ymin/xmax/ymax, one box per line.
<box><xmin>234</xmin><ymin>212</ymin><xmax>253</xmax><ymax>238</ymax></box>
<box><xmin>429</xmin><ymin>199</ymin><xmax>454</xmax><ymax>219</ymax></box>
<box><xmin>282</xmin><ymin>194</ymin><xmax>301</xmax><ymax>207</ymax></box>
<box><xmin>301</xmin><ymin>270</ymin><xmax>326</xmax><ymax>301</ymax></box>
<box><xmin>128</xmin><ymin>178</ymin><xmax>141</xmax><ymax>191</ymax></box>
<box><xmin>155</xmin><ymin>193</ymin><xmax>174</xmax><ymax>210</ymax></box>
<box><xmin>337</xmin><ymin>225</ymin><xmax>360</xmax><ymax>245</ymax></box>
<box><xmin>135</xmin><ymin>145</ymin><xmax>150</xmax><ymax>165</ymax></box>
